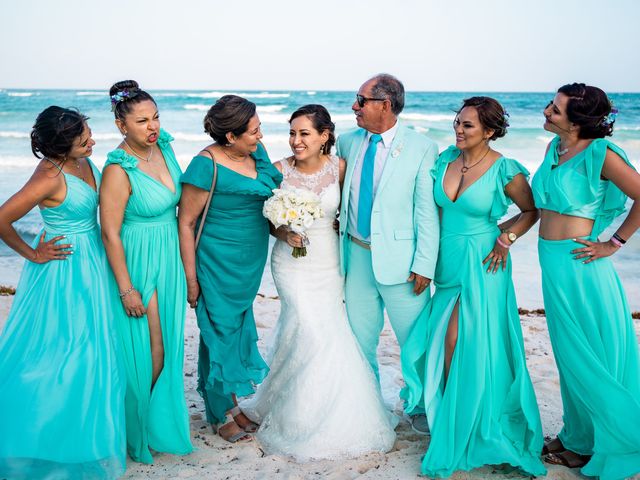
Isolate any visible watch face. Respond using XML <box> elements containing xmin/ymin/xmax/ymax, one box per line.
<box><xmin>508</xmin><ymin>232</ymin><xmax>517</xmax><ymax>242</ymax></box>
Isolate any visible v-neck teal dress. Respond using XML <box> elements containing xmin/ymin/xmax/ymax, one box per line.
<box><xmin>532</xmin><ymin>137</ymin><xmax>640</xmax><ymax>480</ymax></box>
<box><xmin>105</xmin><ymin>130</ymin><xmax>192</xmax><ymax>464</ymax></box>
<box><xmin>180</xmin><ymin>143</ymin><xmax>282</xmax><ymax>425</ymax></box>
<box><xmin>401</xmin><ymin>146</ymin><xmax>546</xmax><ymax>477</ymax></box>
<box><xmin>0</xmin><ymin>160</ymin><xmax>126</xmax><ymax>479</ymax></box>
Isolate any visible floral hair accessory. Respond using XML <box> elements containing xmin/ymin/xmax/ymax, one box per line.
<box><xmin>602</xmin><ymin>101</ymin><xmax>618</xmax><ymax>127</ymax></box>
<box><xmin>110</xmin><ymin>89</ymin><xmax>138</xmax><ymax>112</ymax></box>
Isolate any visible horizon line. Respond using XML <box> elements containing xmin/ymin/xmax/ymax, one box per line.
<box><xmin>2</xmin><ymin>87</ymin><xmax>639</xmax><ymax>95</ymax></box>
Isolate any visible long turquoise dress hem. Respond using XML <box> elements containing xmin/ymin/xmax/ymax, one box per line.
<box><xmin>105</xmin><ymin>130</ymin><xmax>193</xmax><ymax>464</ymax></box>
<box><xmin>402</xmin><ymin>147</ymin><xmax>546</xmax><ymax>477</ymax></box>
<box><xmin>180</xmin><ymin>143</ymin><xmax>282</xmax><ymax>425</ymax></box>
<box><xmin>0</xmin><ymin>160</ymin><xmax>126</xmax><ymax>479</ymax></box>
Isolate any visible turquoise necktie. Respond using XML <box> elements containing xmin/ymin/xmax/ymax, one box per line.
<box><xmin>357</xmin><ymin>134</ymin><xmax>382</xmax><ymax>239</ymax></box>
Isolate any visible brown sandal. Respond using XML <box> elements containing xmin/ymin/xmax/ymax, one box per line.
<box><xmin>541</xmin><ymin>436</ymin><xmax>564</xmax><ymax>455</ymax></box>
<box><xmin>230</xmin><ymin>406</ymin><xmax>259</xmax><ymax>433</ymax></box>
<box><xmin>215</xmin><ymin>413</ymin><xmax>253</xmax><ymax>443</ymax></box>
<box><xmin>544</xmin><ymin>450</ymin><xmax>590</xmax><ymax>468</ymax></box>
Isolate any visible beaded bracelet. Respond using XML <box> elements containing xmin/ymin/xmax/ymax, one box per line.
<box><xmin>119</xmin><ymin>285</ymin><xmax>136</xmax><ymax>298</ymax></box>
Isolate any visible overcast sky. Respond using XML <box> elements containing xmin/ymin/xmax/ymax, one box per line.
<box><xmin>1</xmin><ymin>0</ymin><xmax>638</xmax><ymax>92</ymax></box>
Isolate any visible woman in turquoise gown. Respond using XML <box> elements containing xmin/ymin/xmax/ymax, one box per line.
<box><xmin>100</xmin><ymin>80</ymin><xmax>192</xmax><ymax>463</ymax></box>
<box><xmin>532</xmin><ymin>83</ymin><xmax>640</xmax><ymax>479</ymax></box>
<box><xmin>178</xmin><ymin>95</ymin><xmax>282</xmax><ymax>443</ymax></box>
<box><xmin>0</xmin><ymin>107</ymin><xmax>126</xmax><ymax>479</ymax></box>
<box><xmin>402</xmin><ymin>97</ymin><xmax>546</xmax><ymax>477</ymax></box>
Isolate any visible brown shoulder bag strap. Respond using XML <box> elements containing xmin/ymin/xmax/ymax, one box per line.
<box><xmin>194</xmin><ymin>148</ymin><xmax>218</xmax><ymax>249</ymax></box>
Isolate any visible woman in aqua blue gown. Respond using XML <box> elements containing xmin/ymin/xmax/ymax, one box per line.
<box><xmin>402</xmin><ymin>97</ymin><xmax>546</xmax><ymax>477</ymax></box>
<box><xmin>532</xmin><ymin>83</ymin><xmax>640</xmax><ymax>479</ymax></box>
<box><xmin>100</xmin><ymin>80</ymin><xmax>192</xmax><ymax>463</ymax></box>
<box><xmin>0</xmin><ymin>107</ymin><xmax>126</xmax><ymax>479</ymax></box>
<box><xmin>178</xmin><ymin>95</ymin><xmax>282</xmax><ymax>443</ymax></box>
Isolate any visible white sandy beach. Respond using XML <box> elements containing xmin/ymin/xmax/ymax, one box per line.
<box><xmin>0</xmin><ymin>290</ymin><xmax>639</xmax><ymax>480</ymax></box>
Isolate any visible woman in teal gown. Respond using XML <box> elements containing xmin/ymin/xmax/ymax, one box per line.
<box><xmin>402</xmin><ymin>97</ymin><xmax>546</xmax><ymax>477</ymax></box>
<box><xmin>101</xmin><ymin>80</ymin><xmax>192</xmax><ymax>463</ymax></box>
<box><xmin>0</xmin><ymin>107</ymin><xmax>126</xmax><ymax>479</ymax></box>
<box><xmin>178</xmin><ymin>95</ymin><xmax>282</xmax><ymax>443</ymax></box>
<box><xmin>532</xmin><ymin>83</ymin><xmax>640</xmax><ymax>479</ymax></box>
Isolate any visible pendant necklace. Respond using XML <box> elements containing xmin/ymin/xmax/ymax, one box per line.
<box><xmin>454</xmin><ymin>147</ymin><xmax>490</xmax><ymax>200</ymax></box>
<box><xmin>124</xmin><ymin>140</ymin><xmax>153</xmax><ymax>162</ymax></box>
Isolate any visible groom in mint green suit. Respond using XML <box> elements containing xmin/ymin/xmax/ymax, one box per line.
<box><xmin>336</xmin><ymin>74</ymin><xmax>439</xmax><ymax>427</ymax></box>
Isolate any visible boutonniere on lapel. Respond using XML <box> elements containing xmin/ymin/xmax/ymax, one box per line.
<box><xmin>391</xmin><ymin>141</ymin><xmax>404</xmax><ymax>158</ymax></box>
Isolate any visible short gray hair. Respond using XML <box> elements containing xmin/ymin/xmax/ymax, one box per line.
<box><xmin>369</xmin><ymin>74</ymin><xmax>405</xmax><ymax>115</ymax></box>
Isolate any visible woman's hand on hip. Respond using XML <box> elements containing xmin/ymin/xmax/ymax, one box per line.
<box><xmin>32</xmin><ymin>231</ymin><xmax>73</xmax><ymax>263</ymax></box>
<box><xmin>571</xmin><ymin>238</ymin><xmax>619</xmax><ymax>263</ymax></box>
<box><xmin>483</xmin><ymin>240</ymin><xmax>510</xmax><ymax>273</ymax></box>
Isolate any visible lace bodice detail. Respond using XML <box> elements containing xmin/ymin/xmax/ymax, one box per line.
<box><xmin>280</xmin><ymin>155</ymin><xmax>340</xmax><ymax>232</ymax></box>
<box><xmin>280</xmin><ymin>155</ymin><xmax>339</xmax><ymax>195</ymax></box>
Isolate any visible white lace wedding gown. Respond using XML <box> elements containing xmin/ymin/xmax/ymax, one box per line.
<box><xmin>241</xmin><ymin>155</ymin><xmax>397</xmax><ymax>461</ymax></box>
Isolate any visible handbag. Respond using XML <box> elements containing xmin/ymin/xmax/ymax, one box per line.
<box><xmin>194</xmin><ymin>148</ymin><xmax>218</xmax><ymax>249</ymax></box>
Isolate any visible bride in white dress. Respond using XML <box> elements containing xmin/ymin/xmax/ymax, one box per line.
<box><xmin>241</xmin><ymin>105</ymin><xmax>396</xmax><ymax>461</ymax></box>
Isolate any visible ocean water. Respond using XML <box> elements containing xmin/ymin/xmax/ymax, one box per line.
<box><xmin>1</xmin><ymin>88</ymin><xmax>639</xmax><ymax>309</ymax></box>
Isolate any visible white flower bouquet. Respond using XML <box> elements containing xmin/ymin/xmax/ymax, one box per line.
<box><xmin>263</xmin><ymin>188</ymin><xmax>324</xmax><ymax>257</ymax></box>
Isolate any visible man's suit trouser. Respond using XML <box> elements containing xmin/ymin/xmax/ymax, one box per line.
<box><xmin>344</xmin><ymin>240</ymin><xmax>429</xmax><ymax>413</ymax></box>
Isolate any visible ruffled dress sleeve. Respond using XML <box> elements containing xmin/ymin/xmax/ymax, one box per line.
<box><xmin>489</xmin><ymin>157</ymin><xmax>530</xmax><ymax>223</ymax></box>
<box><xmin>253</xmin><ymin>142</ymin><xmax>283</xmax><ymax>192</ymax></box>
<box><xmin>156</xmin><ymin>129</ymin><xmax>174</xmax><ymax>149</ymax></box>
<box><xmin>431</xmin><ymin>145</ymin><xmax>459</xmax><ymax>182</ymax></box>
<box><xmin>180</xmin><ymin>155</ymin><xmax>214</xmax><ymax>192</ymax></box>
<box><xmin>587</xmin><ymin>139</ymin><xmax>635</xmax><ymax>237</ymax></box>
<box><xmin>105</xmin><ymin>149</ymin><xmax>138</xmax><ymax>170</ymax></box>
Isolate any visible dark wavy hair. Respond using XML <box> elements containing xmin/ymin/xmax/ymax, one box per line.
<box><xmin>203</xmin><ymin>95</ymin><xmax>257</xmax><ymax>144</ymax></box>
<box><xmin>109</xmin><ymin>79</ymin><xmax>156</xmax><ymax>121</ymax></box>
<box><xmin>289</xmin><ymin>104</ymin><xmax>336</xmax><ymax>154</ymax></box>
<box><xmin>457</xmin><ymin>96</ymin><xmax>509</xmax><ymax>140</ymax></box>
<box><xmin>557</xmin><ymin>83</ymin><xmax>614</xmax><ymax>138</ymax></box>
<box><xmin>30</xmin><ymin>106</ymin><xmax>88</xmax><ymax>159</ymax></box>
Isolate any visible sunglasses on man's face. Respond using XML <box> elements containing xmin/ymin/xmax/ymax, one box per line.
<box><xmin>356</xmin><ymin>94</ymin><xmax>387</xmax><ymax>108</ymax></box>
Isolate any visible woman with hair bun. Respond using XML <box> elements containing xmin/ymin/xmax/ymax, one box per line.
<box><xmin>178</xmin><ymin>95</ymin><xmax>282</xmax><ymax>443</ymax></box>
<box><xmin>402</xmin><ymin>96</ymin><xmax>546</xmax><ymax>477</ymax></box>
<box><xmin>239</xmin><ymin>104</ymin><xmax>396</xmax><ymax>460</ymax></box>
<box><xmin>0</xmin><ymin>107</ymin><xmax>126</xmax><ymax>479</ymax></box>
<box><xmin>533</xmin><ymin>83</ymin><xmax>640</xmax><ymax>478</ymax></box>
<box><xmin>101</xmin><ymin>80</ymin><xmax>192</xmax><ymax>463</ymax></box>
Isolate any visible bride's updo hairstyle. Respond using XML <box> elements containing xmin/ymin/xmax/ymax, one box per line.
<box><xmin>109</xmin><ymin>79</ymin><xmax>156</xmax><ymax>121</ymax></box>
<box><xmin>30</xmin><ymin>106</ymin><xmax>88</xmax><ymax>159</ymax></box>
<box><xmin>203</xmin><ymin>95</ymin><xmax>257</xmax><ymax>144</ymax></box>
<box><xmin>457</xmin><ymin>96</ymin><xmax>509</xmax><ymax>141</ymax></box>
<box><xmin>557</xmin><ymin>82</ymin><xmax>615</xmax><ymax>139</ymax></box>
<box><xmin>289</xmin><ymin>104</ymin><xmax>336</xmax><ymax>155</ymax></box>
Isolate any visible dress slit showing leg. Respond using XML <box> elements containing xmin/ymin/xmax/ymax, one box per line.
<box><xmin>444</xmin><ymin>298</ymin><xmax>461</xmax><ymax>383</ymax></box>
<box><xmin>145</xmin><ymin>291</ymin><xmax>165</xmax><ymax>389</ymax></box>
